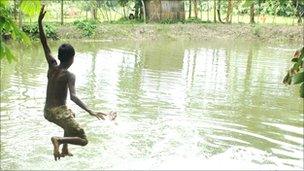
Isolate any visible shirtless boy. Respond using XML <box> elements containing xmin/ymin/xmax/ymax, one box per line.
<box><xmin>38</xmin><ymin>5</ymin><xmax>116</xmax><ymax>161</ymax></box>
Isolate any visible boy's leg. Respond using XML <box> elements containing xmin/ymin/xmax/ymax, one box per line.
<box><xmin>61</xmin><ymin>131</ymin><xmax>73</xmax><ymax>157</ymax></box>
<box><xmin>51</xmin><ymin>136</ymin><xmax>87</xmax><ymax>161</ymax></box>
<box><xmin>50</xmin><ymin>107</ymin><xmax>87</xmax><ymax>160</ymax></box>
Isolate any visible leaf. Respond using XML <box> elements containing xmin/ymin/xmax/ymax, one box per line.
<box><xmin>300</xmin><ymin>83</ymin><xmax>304</xmax><ymax>98</ymax></box>
<box><xmin>292</xmin><ymin>71</ymin><xmax>304</xmax><ymax>84</ymax></box>
<box><xmin>0</xmin><ymin>1</ymin><xmax>9</xmax><ymax>6</ymax></box>
<box><xmin>291</xmin><ymin>58</ymin><xmax>298</xmax><ymax>62</ymax></box>
<box><xmin>243</xmin><ymin>0</ymin><xmax>254</xmax><ymax>7</ymax></box>
<box><xmin>1</xmin><ymin>42</ymin><xmax>16</xmax><ymax>63</ymax></box>
<box><xmin>20</xmin><ymin>0</ymin><xmax>41</xmax><ymax>17</ymax></box>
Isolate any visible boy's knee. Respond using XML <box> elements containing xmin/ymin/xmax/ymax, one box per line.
<box><xmin>81</xmin><ymin>139</ymin><xmax>88</xmax><ymax>146</ymax></box>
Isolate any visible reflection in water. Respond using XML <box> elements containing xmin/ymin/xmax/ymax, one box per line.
<box><xmin>0</xmin><ymin>40</ymin><xmax>303</xmax><ymax>170</ymax></box>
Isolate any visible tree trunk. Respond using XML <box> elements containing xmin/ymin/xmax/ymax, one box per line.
<box><xmin>207</xmin><ymin>0</ymin><xmax>210</xmax><ymax>21</ymax></box>
<box><xmin>226</xmin><ymin>0</ymin><xmax>233</xmax><ymax>23</ymax></box>
<box><xmin>18</xmin><ymin>1</ymin><xmax>22</xmax><ymax>27</ymax></box>
<box><xmin>200</xmin><ymin>1</ymin><xmax>203</xmax><ymax>19</ymax></box>
<box><xmin>250</xmin><ymin>2</ymin><xmax>255</xmax><ymax>24</ymax></box>
<box><xmin>61</xmin><ymin>0</ymin><xmax>64</xmax><ymax>25</ymax></box>
<box><xmin>13</xmin><ymin>0</ymin><xmax>18</xmax><ymax>20</ymax></box>
<box><xmin>194</xmin><ymin>0</ymin><xmax>198</xmax><ymax>19</ymax></box>
<box><xmin>217</xmin><ymin>0</ymin><xmax>224</xmax><ymax>23</ymax></box>
<box><xmin>123</xmin><ymin>6</ymin><xmax>126</xmax><ymax>19</ymax></box>
<box><xmin>91</xmin><ymin>1</ymin><xmax>98</xmax><ymax>20</ymax></box>
<box><xmin>141</xmin><ymin>0</ymin><xmax>146</xmax><ymax>23</ymax></box>
<box><xmin>297</xmin><ymin>10</ymin><xmax>302</xmax><ymax>23</ymax></box>
<box><xmin>213</xmin><ymin>0</ymin><xmax>216</xmax><ymax>22</ymax></box>
<box><xmin>189</xmin><ymin>0</ymin><xmax>192</xmax><ymax>18</ymax></box>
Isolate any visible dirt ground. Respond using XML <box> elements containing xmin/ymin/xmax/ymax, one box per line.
<box><xmin>56</xmin><ymin>23</ymin><xmax>304</xmax><ymax>43</ymax></box>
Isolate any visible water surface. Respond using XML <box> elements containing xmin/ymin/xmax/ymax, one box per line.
<box><xmin>1</xmin><ymin>40</ymin><xmax>303</xmax><ymax>170</ymax></box>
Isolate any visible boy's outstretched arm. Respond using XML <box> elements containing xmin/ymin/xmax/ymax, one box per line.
<box><xmin>38</xmin><ymin>5</ymin><xmax>57</xmax><ymax>67</ymax></box>
<box><xmin>67</xmin><ymin>72</ymin><xmax>110</xmax><ymax>120</ymax></box>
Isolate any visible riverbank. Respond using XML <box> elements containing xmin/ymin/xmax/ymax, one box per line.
<box><xmin>56</xmin><ymin>23</ymin><xmax>303</xmax><ymax>43</ymax></box>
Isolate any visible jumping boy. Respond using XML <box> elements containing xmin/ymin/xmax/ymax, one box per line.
<box><xmin>38</xmin><ymin>5</ymin><xmax>116</xmax><ymax>161</ymax></box>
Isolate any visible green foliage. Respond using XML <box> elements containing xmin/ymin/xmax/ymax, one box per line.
<box><xmin>22</xmin><ymin>23</ymin><xmax>58</xmax><ymax>40</ymax></box>
<box><xmin>20</xmin><ymin>0</ymin><xmax>41</xmax><ymax>17</ymax></box>
<box><xmin>0</xmin><ymin>1</ymin><xmax>31</xmax><ymax>62</ymax></box>
<box><xmin>240</xmin><ymin>0</ymin><xmax>300</xmax><ymax>17</ymax></box>
<box><xmin>283</xmin><ymin>47</ymin><xmax>304</xmax><ymax>98</ymax></box>
<box><xmin>73</xmin><ymin>20</ymin><xmax>98</xmax><ymax>37</ymax></box>
<box><xmin>0</xmin><ymin>43</ymin><xmax>15</xmax><ymax>63</ymax></box>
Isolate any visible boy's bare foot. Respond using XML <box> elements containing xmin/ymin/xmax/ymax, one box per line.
<box><xmin>51</xmin><ymin>137</ymin><xmax>61</xmax><ymax>161</ymax></box>
<box><xmin>60</xmin><ymin>149</ymin><xmax>73</xmax><ymax>157</ymax></box>
<box><xmin>61</xmin><ymin>144</ymin><xmax>73</xmax><ymax>157</ymax></box>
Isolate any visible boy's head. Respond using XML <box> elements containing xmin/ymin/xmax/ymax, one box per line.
<box><xmin>58</xmin><ymin>43</ymin><xmax>75</xmax><ymax>65</ymax></box>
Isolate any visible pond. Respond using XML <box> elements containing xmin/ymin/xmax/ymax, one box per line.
<box><xmin>0</xmin><ymin>39</ymin><xmax>303</xmax><ymax>170</ymax></box>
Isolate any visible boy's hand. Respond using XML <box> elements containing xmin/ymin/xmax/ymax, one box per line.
<box><xmin>90</xmin><ymin>111</ymin><xmax>117</xmax><ymax>121</ymax></box>
<box><xmin>38</xmin><ymin>5</ymin><xmax>46</xmax><ymax>22</ymax></box>
<box><xmin>107</xmin><ymin>111</ymin><xmax>117</xmax><ymax>120</ymax></box>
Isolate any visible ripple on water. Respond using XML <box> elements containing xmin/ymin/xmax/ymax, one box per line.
<box><xmin>1</xmin><ymin>40</ymin><xmax>303</xmax><ymax>170</ymax></box>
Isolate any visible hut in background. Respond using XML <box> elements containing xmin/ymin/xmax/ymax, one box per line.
<box><xmin>144</xmin><ymin>0</ymin><xmax>185</xmax><ymax>22</ymax></box>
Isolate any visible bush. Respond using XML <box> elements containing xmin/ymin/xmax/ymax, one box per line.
<box><xmin>73</xmin><ymin>20</ymin><xmax>98</xmax><ymax>37</ymax></box>
<box><xmin>22</xmin><ymin>23</ymin><xmax>58</xmax><ymax>40</ymax></box>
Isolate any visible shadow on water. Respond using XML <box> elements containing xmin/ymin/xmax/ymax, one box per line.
<box><xmin>0</xmin><ymin>39</ymin><xmax>303</xmax><ymax>170</ymax></box>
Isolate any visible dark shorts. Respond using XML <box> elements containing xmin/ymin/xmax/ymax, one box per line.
<box><xmin>44</xmin><ymin>105</ymin><xmax>87</xmax><ymax>139</ymax></box>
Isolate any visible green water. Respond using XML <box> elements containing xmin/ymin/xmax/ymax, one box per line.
<box><xmin>0</xmin><ymin>40</ymin><xmax>303</xmax><ymax>170</ymax></box>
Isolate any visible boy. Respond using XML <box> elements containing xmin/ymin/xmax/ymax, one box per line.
<box><xmin>38</xmin><ymin>5</ymin><xmax>116</xmax><ymax>161</ymax></box>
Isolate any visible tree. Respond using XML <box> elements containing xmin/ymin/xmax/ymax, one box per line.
<box><xmin>217</xmin><ymin>0</ymin><xmax>224</xmax><ymax>23</ymax></box>
<box><xmin>291</xmin><ymin>0</ymin><xmax>304</xmax><ymax>23</ymax></box>
<box><xmin>226</xmin><ymin>0</ymin><xmax>233</xmax><ymax>23</ymax></box>
<box><xmin>213</xmin><ymin>0</ymin><xmax>217</xmax><ymax>22</ymax></box>
<box><xmin>91</xmin><ymin>0</ymin><xmax>98</xmax><ymax>20</ymax></box>
<box><xmin>141</xmin><ymin>0</ymin><xmax>146</xmax><ymax>23</ymax></box>
<box><xmin>0</xmin><ymin>1</ymin><xmax>40</xmax><ymax>62</ymax></box>
<box><xmin>60</xmin><ymin>0</ymin><xmax>63</xmax><ymax>25</ymax></box>
<box><xmin>206</xmin><ymin>0</ymin><xmax>210</xmax><ymax>21</ymax></box>
<box><xmin>118</xmin><ymin>0</ymin><xmax>129</xmax><ymax>18</ymax></box>
<box><xmin>189</xmin><ymin>0</ymin><xmax>192</xmax><ymax>18</ymax></box>
<box><xmin>250</xmin><ymin>2</ymin><xmax>255</xmax><ymax>24</ymax></box>
<box><xmin>193</xmin><ymin>0</ymin><xmax>198</xmax><ymax>19</ymax></box>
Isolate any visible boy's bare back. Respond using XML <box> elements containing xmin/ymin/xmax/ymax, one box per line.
<box><xmin>45</xmin><ymin>66</ymin><xmax>70</xmax><ymax>109</ymax></box>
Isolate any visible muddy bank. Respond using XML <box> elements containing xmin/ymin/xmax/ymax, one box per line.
<box><xmin>57</xmin><ymin>23</ymin><xmax>303</xmax><ymax>43</ymax></box>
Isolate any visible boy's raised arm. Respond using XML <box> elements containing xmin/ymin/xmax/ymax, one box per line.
<box><xmin>38</xmin><ymin>5</ymin><xmax>57</xmax><ymax>67</ymax></box>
